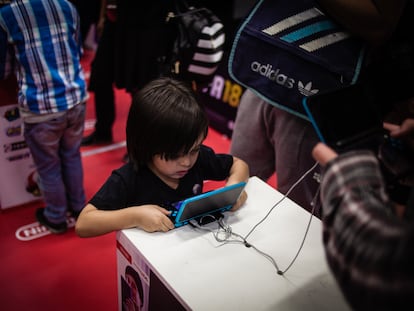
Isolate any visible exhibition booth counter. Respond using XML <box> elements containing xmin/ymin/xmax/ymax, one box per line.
<box><xmin>116</xmin><ymin>176</ymin><xmax>350</xmax><ymax>311</ymax></box>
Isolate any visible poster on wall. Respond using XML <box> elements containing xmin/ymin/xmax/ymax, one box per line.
<box><xmin>0</xmin><ymin>79</ymin><xmax>42</xmax><ymax>209</ymax></box>
<box><xmin>116</xmin><ymin>232</ymin><xmax>187</xmax><ymax>310</ymax></box>
<box><xmin>116</xmin><ymin>236</ymin><xmax>151</xmax><ymax>311</ymax></box>
<box><xmin>197</xmin><ymin>52</ymin><xmax>246</xmax><ymax>138</ymax></box>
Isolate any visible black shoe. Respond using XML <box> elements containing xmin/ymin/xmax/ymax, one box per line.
<box><xmin>69</xmin><ymin>209</ymin><xmax>82</xmax><ymax>220</ymax></box>
<box><xmin>122</xmin><ymin>153</ymin><xmax>129</xmax><ymax>163</ymax></box>
<box><xmin>81</xmin><ymin>132</ymin><xmax>112</xmax><ymax>146</ymax></box>
<box><xmin>36</xmin><ymin>208</ymin><xmax>67</xmax><ymax>234</ymax></box>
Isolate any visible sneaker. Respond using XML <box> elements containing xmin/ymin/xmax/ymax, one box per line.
<box><xmin>36</xmin><ymin>208</ymin><xmax>67</xmax><ymax>234</ymax></box>
<box><xmin>81</xmin><ymin>132</ymin><xmax>112</xmax><ymax>146</ymax></box>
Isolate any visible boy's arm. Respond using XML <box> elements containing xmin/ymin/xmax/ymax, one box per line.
<box><xmin>226</xmin><ymin>156</ymin><xmax>249</xmax><ymax>186</ymax></box>
<box><xmin>75</xmin><ymin>203</ymin><xmax>175</xmax><ymax>237</ymax></box>
<box><xmin>226</xmin><ymin>156</ymin><xmax>249</xmax><ymax>211</ymax></box>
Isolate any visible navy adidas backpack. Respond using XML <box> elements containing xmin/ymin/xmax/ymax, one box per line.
<box><xmin>228</xmin><ymin>0</ymin><xmax>366</xmax><ymax>119</ymax></box>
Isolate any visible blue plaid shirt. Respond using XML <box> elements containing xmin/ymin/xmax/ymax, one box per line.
<box><xmin>0</xmin><ymin>0</ymin><xmax>88</xmax><ymax>114</ymax></box>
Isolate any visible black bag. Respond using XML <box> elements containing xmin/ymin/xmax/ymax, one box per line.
<box><xmin>161</xmin><ymin>1</ymin><xmax>226</xmax><ymax>85</ymax></box>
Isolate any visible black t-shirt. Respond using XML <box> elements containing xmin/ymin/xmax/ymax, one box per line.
<box><xmin>90</xmin><ymin>145</ymin><xmax>233</xmax><ymax>210</ymax></box>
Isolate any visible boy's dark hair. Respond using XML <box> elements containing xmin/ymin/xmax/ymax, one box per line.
<box><xmin>126</xmin><ymin>77</ymin><xmax>209</xmax><ymax>170</ymax></box>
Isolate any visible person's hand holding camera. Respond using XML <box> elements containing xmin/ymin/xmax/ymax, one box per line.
<box><xmin>384</xmin><ymin>118</ymin><xmax>414</xmax><ymax>150</ymax></box>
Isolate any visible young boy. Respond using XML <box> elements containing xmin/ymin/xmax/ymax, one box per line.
<box><xmin>76</xmin><ymin>77</ymin><xmax>249</xmax><ymax>237</ymax></box>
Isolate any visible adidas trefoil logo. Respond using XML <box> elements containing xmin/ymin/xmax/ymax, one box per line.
<box><xmin>298</xmin><ymin>81</ymin><xmax>319</xmax><ymax>96</ymax></box>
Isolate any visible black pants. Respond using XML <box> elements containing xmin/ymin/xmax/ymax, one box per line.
<box><xmin>88</xmin><ymin>20</ymin><xmax>117</xmax><ymax>138</ymax></box>
<box><xmin>70</xmin><ymin>0</ymin><xmax>100</xmax><ymax>43</ymax></box>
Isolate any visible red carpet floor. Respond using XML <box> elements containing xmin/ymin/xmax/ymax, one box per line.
<box><xmin>0</xmin><ymin>50</ymin><xmax>276</xmax><ymax>311</ymax></box>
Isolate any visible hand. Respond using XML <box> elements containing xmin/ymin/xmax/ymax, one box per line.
<box><xmin>133</xmin><ymin>205</ymin><xmax>175</xmax><ymax>233</ymax></box>
<box><xmin>384</xmin><ymin>118</ymin><xmax>414</xmax><ymax>150</ymax></box>
<box><xmin>230</xmin><ymin>190</ymin><xmax>248</xmax><ymax>211</ymax></box>
<box><xmin>312</xmin><ymin>142</ymin><xmax>338</xmax><ymax>166</ymax></box>
<box><xmin>384</xmin><ymin>118</ymin><xmax>414</xmax><ymax>138</ymax></box>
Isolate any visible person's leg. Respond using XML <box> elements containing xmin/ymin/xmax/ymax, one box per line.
<box><xmin>93</xmin><ymin>82</ymin><xmax>115</xmax><ymax>140</ymax></box>
<box><xmin>273</xmin><ymin>108</ymin><xmax>322</xmax><ymax>217</ymax></box>
<box><xmin>231</xmin><ymin>89</ymin><xmax>321</xmax><ymax>216</ymax></box>
<box><xmin>230</xmin><ymin>89</ymin><xmax>276</xmax><ymax>180</ymax></box>
<box><xmin>60</xmin><ymin>103</ymin><xmax>86</xmax><ymax>216</ymax></box>
<box><xmin>83</xmin><ymin>20</ymin><xmax>116</xmax><ymax>144</ymax></box>
<box><xmin>24</xmin><ymin>118</ymin><xmax>69</xmax><ymax>228</ymax></box>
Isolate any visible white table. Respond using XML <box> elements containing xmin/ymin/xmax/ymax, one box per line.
<box><xmin>116</xmin><ymin>176</ymin><xmax>350</xmax><ymax>311</ymax></box>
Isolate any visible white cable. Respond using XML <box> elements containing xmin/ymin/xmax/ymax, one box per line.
<box><xmin>189</xmin><ymin>161</ymin><xmax>321</xmax><ymax>275</ymax></box>
<box><xmin>244</xmin><ymin>161</ymin><xmax>319</xmax><ymax>240</ymax></box>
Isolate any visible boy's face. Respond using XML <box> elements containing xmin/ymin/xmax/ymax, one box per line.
<box><xmin>150</xmin><ymin>136</ymin><xmax>204</xmax><ymax>182</ymax></box>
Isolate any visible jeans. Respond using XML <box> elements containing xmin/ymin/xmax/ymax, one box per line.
<box><xmin>24</xmin><ymin>103</ymin><xmax>86</xmax><ymax>224</ymax></box>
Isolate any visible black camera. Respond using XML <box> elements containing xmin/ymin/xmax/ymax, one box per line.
<box><xmin>303</xmin><ymin>83</ymin><xmax>414</xmax><ymax>204</ymax></box>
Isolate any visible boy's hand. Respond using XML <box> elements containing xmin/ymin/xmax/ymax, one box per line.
<box><xmin>231</xmin><ymin>190</ymin><xmax>248</xmax><ymax>211</ymax></box>
<box><xmin>134</xmin><ymin>205</ymin><xmax>175</xmax><ymax>232</ymax></box>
